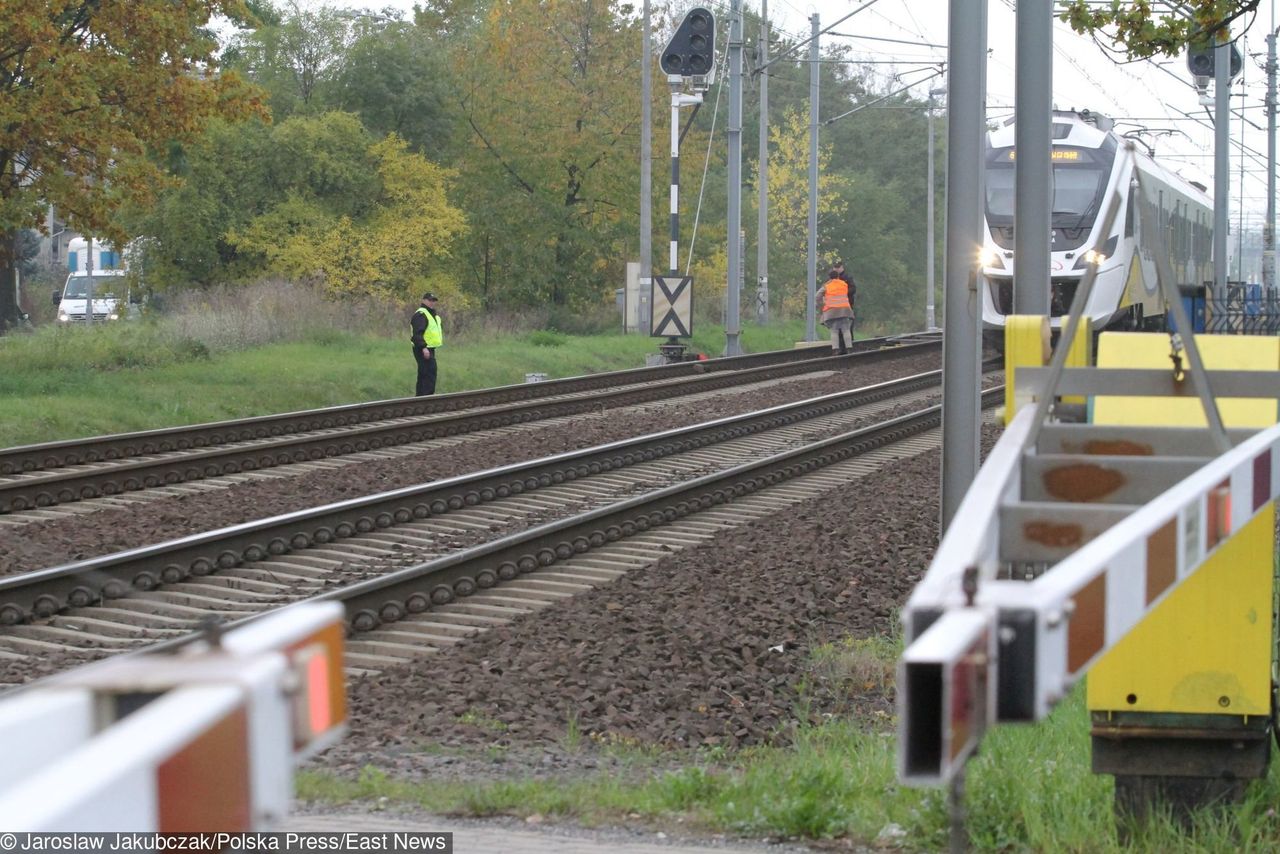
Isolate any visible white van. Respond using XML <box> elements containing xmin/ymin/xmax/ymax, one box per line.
<box><xmin>54</xmin><ymin>237</ymin><xmax>136</xmax><ymax>322</ymax></box>
<box><xmin>54</xmin><ymin>270</ymin><xmax>131</xmax><ymax>322</ymax></box>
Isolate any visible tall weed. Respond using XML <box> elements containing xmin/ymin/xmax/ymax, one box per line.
<box><xmin>161</xmin><ymin>279</ymin><xmax>403</xmax><ymax>351</ymax></box>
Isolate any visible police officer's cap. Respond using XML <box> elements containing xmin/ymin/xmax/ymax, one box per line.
<box><xmin>423</xmin><ymin>293</ymin><xmax>439</xmax><ymax>302</ymax></box>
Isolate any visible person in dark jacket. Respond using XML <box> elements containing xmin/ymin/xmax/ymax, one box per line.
<box><xmin>410</xmin><ymin>293</ymin><xmax>444</xmax><ymax>396</ymax></box>
<box><xmin>833</xmin><ymin>260</ymin><xmax>856</xmax><ymax>305</ymax></box>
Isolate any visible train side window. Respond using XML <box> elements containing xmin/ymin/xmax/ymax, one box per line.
<box><xmin>1173</xmin><ymin>202</ymin><xmax>1183</xmax><ymax>262</ymax></box>
<box><xmin>1124</xmin><ymin>184</ymin><xmax>1135</xmax><ymax>238</ymax></box>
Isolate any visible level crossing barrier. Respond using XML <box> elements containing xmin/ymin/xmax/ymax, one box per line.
<box><xmin>0</xmin><ymin>603</ymin><xmax>346</xmax><ymax>831</ymax></box>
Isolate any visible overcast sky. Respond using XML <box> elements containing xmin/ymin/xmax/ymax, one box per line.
<box><xmin>299</xmin><ymin>0</ymin><xmax>1279</xmax><ymax>251</ymax></box>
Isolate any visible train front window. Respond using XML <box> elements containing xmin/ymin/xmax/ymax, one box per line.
<box><xmin>986</xmin><ymin>166</ymin><xmax>1015</xmax><ymax>222</ymax></box>
<box><xmin>985</xmin><ymin>144</ymin><xmax>1115</xmax><ymax>230</ymax></box>
<box><xmin>1051</xmin><ymin>167</ymin><xmax>1106</xmax><ymax>223</ymax></box>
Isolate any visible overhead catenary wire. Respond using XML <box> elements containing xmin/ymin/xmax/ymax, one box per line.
<box><xmin>749</xmin><ymin>0</ymin><xmax>1274</xmax><ymax>229</ymax></box>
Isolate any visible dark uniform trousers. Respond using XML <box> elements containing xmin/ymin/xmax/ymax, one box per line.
<box><xmin>414</xmin><ymin>346</ymin><xmax>437</xmax><ymax>396</ymax></box>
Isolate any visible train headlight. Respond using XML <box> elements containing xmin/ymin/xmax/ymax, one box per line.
<box><xmin>1074</xmin><ymin>235</ymin><xmax>1119</xmax><ymax>269</ymax></box>
<box><xmin>978</xmin><ymin>247</ymin><xmax>1004</xmax><ymax>269</ymax></box>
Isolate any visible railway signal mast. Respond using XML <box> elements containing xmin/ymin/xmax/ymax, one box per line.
<box><xmin>652</xmin><ymin>8</ymin><xmax>715</xmax><ymax>363</ymax></box>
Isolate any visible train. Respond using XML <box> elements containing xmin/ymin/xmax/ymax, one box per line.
<box><xmin>980</xmin><ymin>109</ymin><xmax>1214</xmax><ymax>334</ymax></box>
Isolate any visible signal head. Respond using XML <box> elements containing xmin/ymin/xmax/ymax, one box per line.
<box><xmin>661</xmin><ymin>8</ymin><xmax>717</xmax><ymax>79</ymax></box>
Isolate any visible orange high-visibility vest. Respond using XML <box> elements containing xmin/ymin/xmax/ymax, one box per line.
<box><xmin>822</xmin><ymin>279</ymin><xmax>851</xmax><ymax>311</ymax></box>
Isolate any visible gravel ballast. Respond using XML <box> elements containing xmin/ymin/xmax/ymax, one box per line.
<box><xmin>322</xmin><ymin>426</ymin><xmax>1004</xmax><ymax>782</ymax></box>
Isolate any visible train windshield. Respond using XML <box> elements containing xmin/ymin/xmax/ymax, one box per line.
<box><xmin>985</xmin><ymin>144</ymin><xmax>1116</xmax><ymax>229</ymax></box>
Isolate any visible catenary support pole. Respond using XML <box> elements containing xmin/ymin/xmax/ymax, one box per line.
<box><xmin>640</xmin><ymin>0</ymin><xmax>653</xmax><ymax>332</ymax></box>
<box><xmin>1267</xmin><ymin>25</ymin><xmax>1276</xmax><ymax>290</ymax></box>
<box><xmin>1215</xmin><ymin>32</ymin><xmax>1230</xmax><ymax>291</ymax></box>
<box><xmin>806</xmin><ymin>14</ymin><xmax>819</xmax><ymax>343</ymax></box>
<box><xmin>756</xmin><ymin>0</ymin><xmax>770</xmax><ymax>324</ymax></box>
<box><xmin>85</xmin><ymin>236</ymin><xmax>94</xmax><ymax>325</ymax></box>
<box><xmin>1013</xmin><ymin>0</ymin><xmax>1052</xmax><ymax>315</ymax></box>
<box><xmin>940</xmin><ymin>0</ymin><xmax>986</xmax><ymax>530</ymax></box>
<box><xmin>927</xmin><ymin>87</ymin><xmax>945</xmax><ymax>330</ymax></box>
<box><xmin>725</xmin><ymin>0</ymin><xmax>744</xmax><ymax>356</ymax></box>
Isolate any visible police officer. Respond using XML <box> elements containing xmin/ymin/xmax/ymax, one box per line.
<box><xmin>410</xmin><ymin>293</ymin><xmax>443</xmax><ymax>396</ymax></box>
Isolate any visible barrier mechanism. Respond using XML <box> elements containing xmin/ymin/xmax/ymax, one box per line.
<box><xmin>900</xmin><ymin>155</ymin><xmax>1279</xmax><ymax>838</ymax></box>
<box><xmin>901</xmin><ymin>364</ymin><xmax>1280</xmax><ymax>776</ymax></box>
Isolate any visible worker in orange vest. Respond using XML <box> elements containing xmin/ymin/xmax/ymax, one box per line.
<box><xmin>818</xmin><ymin>266</ymin><xmax>855</xmax><ymax>354</ymax></box>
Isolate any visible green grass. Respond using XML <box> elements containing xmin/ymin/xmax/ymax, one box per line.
<box><xmin>0</xmin><ymin>319</ymin><xmax>815</xmax><ymax>448</ymax></box>
<box><xmin>297</xmin><ymin>683</ymin><xmax>1280</xmax><ymax>851</ymax></box>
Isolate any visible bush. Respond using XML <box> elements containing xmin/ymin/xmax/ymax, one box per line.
<box><xmin>527</xmin><ymin>330</ymin><xmax>568</xmax><ymax>347</ymax></box>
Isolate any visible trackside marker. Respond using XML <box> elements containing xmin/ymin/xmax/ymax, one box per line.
<box><xmin>1145</xmin><ymin>519</ymin><xmax>1176</xmax><ymax>604</ymax></box>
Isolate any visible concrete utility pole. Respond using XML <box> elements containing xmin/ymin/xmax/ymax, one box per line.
<box><xmin>1266</xmin><ymin>25</ymin><xmax>1276</xmax><ymax>290</ymax></box>
<box><xmin>940</xmin><ymin>0</ymin><xmax>987</xmax><ymax>532</ymax></box>
<box><xmin>1013</xmin><ymin>0</ymin><xmax>1052</xmax><ymax>315</ymax></box>
<box><xmin>1215</xmin><ymin>31</ymin><xmax>1230</xmax><ymax>290</ymax></box>
<box><xmin>725</xmin><ymin>0</ymin><xmax>744</xmax><ymax>356</ymax></box>
<box><xmin>640</xmin><ymin>0</ymin><xmax>653</xmax><ymax>332</ymax></box>
<box><xmin>756</xmin><ymin>0</ymin><xmax>770</xmax><ymax>325</ymax></box>
<box><xmin>85</xmin><ymin>237</ymin><xmax>94</xmax><ymax>325</ymax></box>
<box><xmin>806</xmin><ymin>14</ymin><xmax>819</xmax><ymax>343</ymax></box>
<box><xmin>927</xmin><ymin>86</ymin><xmax>947</xmax><ymax>330</ymax></box>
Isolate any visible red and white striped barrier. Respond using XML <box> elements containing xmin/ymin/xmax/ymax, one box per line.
<box><xmin>0</xmin><ymin>603</ymin><xmax>346</xmax><ymax>830</ymax></box>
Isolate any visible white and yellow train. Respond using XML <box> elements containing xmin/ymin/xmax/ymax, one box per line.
<box><xmin>980</xmin><ymin>109</ymin><xmax>1213</xmax><ymax>333</ymax></box>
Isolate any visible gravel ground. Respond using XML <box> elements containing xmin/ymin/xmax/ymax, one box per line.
<box><xmin>0</xmin><ymin>352</ymin><xmax>940</xmax><ymax>576</ymax></box>
<box><xmin>316</xmin><ymin>425</ymin><xmax>1004</xmax><ymax>784</ymax></box>
<box><xmin>5</xmin><ymin>349</ymin><xmax>988</xmax><ymax>849</ymax></box>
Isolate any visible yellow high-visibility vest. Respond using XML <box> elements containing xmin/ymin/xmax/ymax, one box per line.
<box><xmin>416</xmin><ymin>307</ymin><xmax>443</xmax><ymax>347</ymax></box>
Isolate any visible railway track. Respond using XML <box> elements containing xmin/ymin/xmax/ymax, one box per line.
<box><xmin>0</xmin><ymin>367</ymin><xmax>1001</xmax><ymax>687</ymax></box>
<box><xmin>0</xmin><ymin>338</ymin><xmax>935</xmax><ymax>522</ymax></box>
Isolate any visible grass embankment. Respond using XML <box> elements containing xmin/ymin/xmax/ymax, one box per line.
<box><xmin>0</xmin><ymin>296</ymin><xmax>812</xmax><ymax>448</ymax></box>
<box><xmin>299</xmin><ymin>639</ymin><xmax>1280</xmax><ymax>852</ymax></box>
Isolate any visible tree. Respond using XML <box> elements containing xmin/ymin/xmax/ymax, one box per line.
<box><xmin>224</xmin><ymin>0</ymin><xmax>351</xmax><ymax>117</ymax></box>
<box><xmin>0</xmin><ymin>0</ymin><xmax>266</xmax><ymax>330</ymax></box>
<box><xmin>332</xmin><ymin>21</ymin><xmax>455</xmax><ymax>155</ymax></box>
<box><xmin>225</xmin><ymin>120</ymin><xmax>466</xmax><ymax>300</ymax></box>
<box><xmin>317</xmin><ymin>135</ymin><xmax>467</xmax><ymax>301</ymax></box>
<box><xmin>758</xmin><ymin>106</ymin><xmax>849</xmax><ymax>318</ymax></box>
<box><xmin>451</xmin><ymin>0</ymin><xmax>645</xmax><ymax>308</ymax></box>
<box><xmin>1060</xmin><ymin>0</ymin><xmax>1260</xmax><ymax>58</ymax></box>
<box><xmin>223</xmin><ymin>111</ymin><xmax>378</xmax><ymax>278</ymax></box>
<box><xmin>120</xmin><ymin>118</ymin><xmax>278</xmax><ymax>287</ymax></box>
<box><xmin>822</xmin><ymin>79</ymin><xmax>936</xmax><ymax>330</ymax></box>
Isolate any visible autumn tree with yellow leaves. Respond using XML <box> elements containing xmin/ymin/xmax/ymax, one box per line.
<box><xmin>0</xmin><ymin>0</ymin><xmax>266</xmax><ymax>330</ymax></box>
<box><xmin>758</xmin><ymin>107</ymin><xmax>849</xmax><ymax>318</ymax></box>
<box><xmin>228</xmin><ymin>129</ymin><xmax>467</xmax><ymax>304</ymax></box>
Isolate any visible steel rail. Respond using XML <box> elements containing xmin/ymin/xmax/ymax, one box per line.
<box><xmin>0</xmin><ymin>341</ymin><xmax>938</xmax><ymax>516</ymax></box>
<box><xmin>2</xmin><ymin>385</ymin><xmax>1001</xmax><ymax>693</ymax></box>
<box><xmin>0</xmin><ymin>365</ymin><xmax>975</xmax><ymax>626</ymax></box>
<box><xmin>0</xmin><ymin>338</ymin><xmax>907</xmax><ymax>476</ymax></box>
<box><xmin>293</xmin><ymin>386</ymin><xmax>995</xmax><ymax>633</ymax></box>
